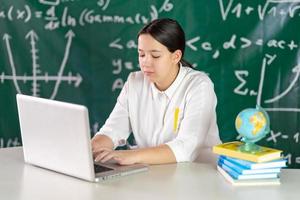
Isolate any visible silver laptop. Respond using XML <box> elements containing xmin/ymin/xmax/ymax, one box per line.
<box><xmin>16</xmin><ymin>94</ymin><xmax>148</xmax><ymax>182</ymax></box>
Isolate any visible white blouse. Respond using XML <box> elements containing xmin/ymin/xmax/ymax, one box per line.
<box><xmin>96</xmin><ymin>65</ymin><xmax>221</xmax><ymax>163</ymax></box>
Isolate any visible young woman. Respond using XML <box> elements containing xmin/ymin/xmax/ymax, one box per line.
<box><xmin>91</xmin><ymin>18</ymin><xmax>221</xmax><ymax>165</ymax></box>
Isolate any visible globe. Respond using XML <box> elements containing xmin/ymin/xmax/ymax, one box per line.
<box><xmin>235</xmin><ymin>105</ymin><xmax>270</xmax><ymax>153</ymax></box>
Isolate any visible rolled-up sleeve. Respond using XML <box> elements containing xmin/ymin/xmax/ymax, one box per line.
<box><xmin>96</xmin><ymin>77</ymin><xmax>132</xmax><ymax>149</ymax></box>
<box><xmin>166</xmin><ymin>78</ymin><xmax>218</xmax><ymax>162</ymax></box>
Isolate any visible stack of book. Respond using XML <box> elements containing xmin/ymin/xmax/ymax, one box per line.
<box><xmin>213</xmin><ymin>141</ymin><xmax>286</xmax><ymax>186</ymax></box>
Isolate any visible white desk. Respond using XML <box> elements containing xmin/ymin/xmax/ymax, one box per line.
<box><xmin>1</xmin><ymin>147</ymin><xmax>300</xmax><ymax>200</ymax></box>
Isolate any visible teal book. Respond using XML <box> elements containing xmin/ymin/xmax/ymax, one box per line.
<box><xmin>218</xmin><ymin>157</ymin><xmax>282</xmax><ymax>175</ymax></box>
<box><xmin>218</xmin><ymin>161</ymin><xmax>279</xmax><ymax>180</ymax></box>
<box><xmin>220</xmin><ymin>155</ymin><xmax>287</xmax><ymax>169</ymax></box>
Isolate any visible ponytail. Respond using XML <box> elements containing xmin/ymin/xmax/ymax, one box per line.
<box><xmin>180</xmin><ymin>58</ymin><xmax>194</xmax><ymax>68</ymax></box>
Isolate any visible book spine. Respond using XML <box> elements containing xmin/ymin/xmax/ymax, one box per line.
<box><xmin>218</xmin><ymin>161</ymin><xmax>241</xmax><ymax>179</ymax></box>
<box><xmin>221</xmin><ymin>156</ymin><xmax>252</xmax><ymax>169</ymax></box>
<box><xmin>219</xmin><ymin>157</ymin><xmax>245</xmax><ymax>174</ymax></box>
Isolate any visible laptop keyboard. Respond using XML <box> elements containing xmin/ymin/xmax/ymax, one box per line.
<box><xmin>94</xmin><ymin>164</ymin><xmax>114</xmax><ymax>173</ymax></box>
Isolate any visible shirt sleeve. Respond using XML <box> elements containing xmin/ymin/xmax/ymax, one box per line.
<box><xmin>165</xmin><ymin>77</ymin><xmax>218</xmax><ymax>162</ymax></box>
<box><xmin>95</xmin><ymin>76</ymin><xmax>132</xmax><ymax>149</ymax></box>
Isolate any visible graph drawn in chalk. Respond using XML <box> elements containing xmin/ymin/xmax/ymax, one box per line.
<box><xmin>1</xmin><ymin>29</ymin><xmax>82</xmax><ymax>99</ymax></box>
<box><xmin>258</xmin><ymin>54</ymin><xmax>300</xmax><ymax>112</ymax></box>
<box><xmin>264</xmin><ymin>64</ymin><xmax>300</xmax><ymax>104</ymax></box>
<box><xmin>234</xmin><ymin>53</ymin><xmax>300</xmax><ymax>112</ymax></box>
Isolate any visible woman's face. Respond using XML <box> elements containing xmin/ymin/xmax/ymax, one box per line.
<box><xmin>138</xmin><ymin>34</ymin><xmax>181</xmax><ymax>90</ymax></box>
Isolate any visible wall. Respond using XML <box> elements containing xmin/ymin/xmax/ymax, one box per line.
<box><xmin>0</xmin><ymin>0</ymin><xmax>299</xmax><ymax>167</ymax></box>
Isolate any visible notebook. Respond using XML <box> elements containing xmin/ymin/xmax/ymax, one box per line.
<box><xmin>16</xmin><ymin>94</ymin><xmax>148</xmax><ymax>182</ymax></box>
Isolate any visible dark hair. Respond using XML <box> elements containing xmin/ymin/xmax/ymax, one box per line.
<box><xmin>138</xmin><ymin>18</ymin><xmax>193</xmax><ymax>68</ymax></box>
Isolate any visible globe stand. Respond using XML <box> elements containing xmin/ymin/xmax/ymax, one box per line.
<box><xmin>238</xmin><ymin>142</ymin><xmax>262</xmax><ymax>153</ymax></box>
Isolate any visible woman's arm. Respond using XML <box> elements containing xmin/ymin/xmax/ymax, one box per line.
<box><xmin>133</xmin><ymin>145</ymin><xmax>177</xmax><ymax>164</ymax></box>
<box><xmin>93</xmin><ymin>143</ymin><xmax>176</xmax><ymax>165</ymax></box>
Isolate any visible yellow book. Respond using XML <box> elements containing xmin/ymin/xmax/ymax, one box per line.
<box><xmin>213</xmin><ymin>141</ymin><xmax>282</xmax><ymax>163</ymax></box>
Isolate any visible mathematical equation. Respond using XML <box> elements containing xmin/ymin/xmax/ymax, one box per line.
<box><xmin>109</xmin><ymin>34</ymin><xmax>299</xmax><ymax>60</ymax></box>
<box><xmin>0</xmin><ymin>0</ymin><xmax>173</xmax><ymax>30</ymax></box>
<box><xmin>219</xmin><ymin>0</ymin><xmax>300</xmax><ymax>21</ymax></box>
<box><xmin>0</xmin><ymin>0</ymin><xmax>173</xmax><ymax>94</ymax></box>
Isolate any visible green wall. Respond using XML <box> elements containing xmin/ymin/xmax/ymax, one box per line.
<box><xmin>0</xmin><ymin>0</ymin><xmax>299</xmax><ymax>168</ymax></box>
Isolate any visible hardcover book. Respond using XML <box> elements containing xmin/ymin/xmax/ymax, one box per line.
<box><xmin>219</xmin><ymin>155</ymin><xmax>286</xmax><ymax>170</ymax></box>
<box><xmin>213</xmin><ymin>141</ymin><xmax>282</xmax><ymax>163</ymax></box>
<box><xmin>218</xmin><ymin>157</ymin><xmax>282</xmax><ymax>175</ymax></box>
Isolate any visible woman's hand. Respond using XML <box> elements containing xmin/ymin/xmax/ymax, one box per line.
<box><xmin>91</xmin><ymin>135</ymin><xmax>139</xmax><ymax>165</ymax></box>
<box><xmin>93</xmin><ymin>149</ymin><xmax>139</xmax><ymax>166</ymax></box>
<box><xmin>92</xmin><ymin>135</ymin><xmax>176</xmax><ymax>165</ymax></box>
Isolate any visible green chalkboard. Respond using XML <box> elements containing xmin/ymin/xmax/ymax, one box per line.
<box><xmin>0</xmin><ymin>0</ymin><xmax>299</xmax><ymax>168</ymax></box>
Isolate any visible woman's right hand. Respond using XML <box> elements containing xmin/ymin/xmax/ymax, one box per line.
<box><xmin>91</xmin><ymin>134</ymin><xmax>114</xmax><ymax>160</ymax></box>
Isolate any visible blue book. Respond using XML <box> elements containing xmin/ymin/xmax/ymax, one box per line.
<box><xmin>218</xmin><ymin>161</ymin><xmax>279</xmax><ymax>180</ymax></box>
<box><xmin>219</xmin><ymin>155</ymin><xmax>286</xmax><ymax>170</ymax></box>
<box><xmin>218</xmin><ymin>157</ymin><xmax>281</xmax><ymax>175</ymax></box>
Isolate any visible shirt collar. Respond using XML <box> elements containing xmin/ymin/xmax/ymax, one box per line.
<box><xmin>151</xmin><ymin>63</ymin><xmax>187</xmax><ymax>100</ymax></box>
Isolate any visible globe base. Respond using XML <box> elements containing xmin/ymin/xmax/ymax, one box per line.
<box><xmin>238</xmin><ymin>142</ymin><xmax>262</xmax><ymax>153</ymax></box>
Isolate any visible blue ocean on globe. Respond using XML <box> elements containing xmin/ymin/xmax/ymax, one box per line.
<box><xmin>235</xmin><ymin>107</ymin><xmax>270</xmax><ymax>143</ymax></box>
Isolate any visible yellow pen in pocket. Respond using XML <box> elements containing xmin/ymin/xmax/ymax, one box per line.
<box><xmin>173</xmin><ymin>107</ymin><xmax>180</xmax><ymax>133</ymax></box>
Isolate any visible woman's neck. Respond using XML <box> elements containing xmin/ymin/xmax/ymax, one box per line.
<box><xmin>155</xmin><ymin>64</ymin><xmax>180</xmax><ymax>91</ymax></box>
